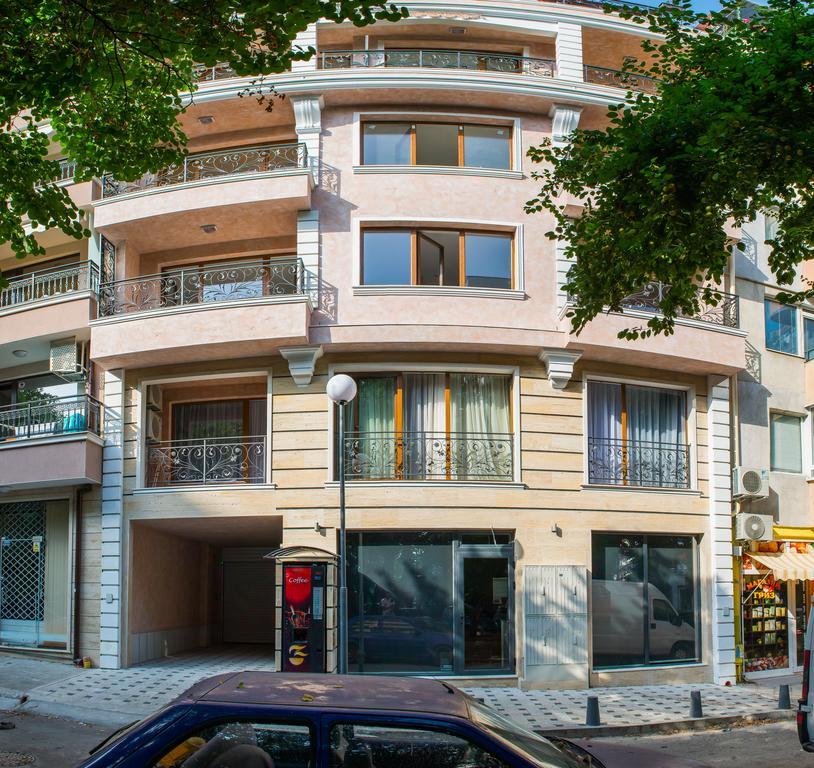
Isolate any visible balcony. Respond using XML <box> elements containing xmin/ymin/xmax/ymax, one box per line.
<box><xmin>0</xmin><ymin>395</ymin><xmax>103</xmax><ymax>489</ymax></box>
<box><xmin>619</xmin><ymin>282</ymin><xmax>740</xmax><ymax>329</ymax></box>
<box><xmin>342</xmin><ymin>431</ymin><xmax>514</xmax><ymax>482</ymax></box>
<box><xmin>91</xmin><ymin>258</ymin><xmax>311</xmax><ymax>367</ymax></box>
<box><xmin>318</xmin><ymin>49</ymin><xmax>557</xmax><ymax>78</ymax></box>
<box><xmin>146</xmin><ymin>436</ymin><xmax>266</xmax><ymax>488</ymax></box>
<box><xmin>587</xmin><ymin>436</ymin><xmax>690</xmax><ymax>490</ymax></box>
<box><xmin>583</xmin><ymin>64</ymin><xmax>659</xmax><ymax>94</ymax></box>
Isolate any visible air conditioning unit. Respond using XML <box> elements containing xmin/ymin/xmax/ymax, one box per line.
<box><xmin>735</xmin><ymin>513</ymin><xmax>775</xmax><ymax>542</ymax></box>
<box><xmin>732</xmin><ymin>466</ymin><xmax>769</xmax><ymax>500</ymax></box>
<box><xmin>146</xmin><ymin>385</ymin><xmax>162</xmax><ymax>412</ymax></box>
<box><xmin>49</xmin><ymin>337</ymin><xmax>86</xmax><ymax>381</ymax></box>
<box><xmin>145</xmin><ymin>412</ymin><xmax>162</xmax><ymax>443</ymax></box>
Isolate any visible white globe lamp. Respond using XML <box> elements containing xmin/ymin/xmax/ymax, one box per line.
<box><xmin>326</xmin><ymin>374</ymin><xmax>357</xmax><ymax>405</ymax></box>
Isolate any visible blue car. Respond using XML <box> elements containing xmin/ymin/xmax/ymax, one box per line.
<box><xmin>79</xmin><ymin>673</ymin><xmax>705</xmax><ymax>768</ymax></box>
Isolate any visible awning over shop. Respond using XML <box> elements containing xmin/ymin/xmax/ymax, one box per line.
<box><xmin>751</xmin><ymin>551</ymin><xmax>814</xmax><ymax>580</ymax></box>
<box><xmin>774</xmin><ymin>525</ymin><xmax>814</xmax><ymax>542</ymax></box>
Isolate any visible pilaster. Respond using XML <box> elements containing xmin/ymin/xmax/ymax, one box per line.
<box><xmin>291</xmin><ymin>23</ymin><xmax>318</xmax><ymax>72</ymax></box>
<box><xmin>291</xmin><ymin>95</ymin><xmax>324</xmax><ymax>181</ymax></box>
<box><xmin>556</xmin><ymin>23</ymin><xmax>584</xmax><ymax>82</ymax></box>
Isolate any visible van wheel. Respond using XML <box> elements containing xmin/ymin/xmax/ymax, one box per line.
<box><xmin>671</xmin><ymin>642</ymin><xmax>694</xmax><ymax>660</ymax></box>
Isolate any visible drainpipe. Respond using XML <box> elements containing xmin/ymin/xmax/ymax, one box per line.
<box><xmin>72</xmin><ymin>484</ymin><xmax>91</xmax><ymax>664</ymax></box>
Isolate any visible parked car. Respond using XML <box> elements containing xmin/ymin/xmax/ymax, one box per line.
<box><xmin>798</xmin><ymin>608</ymin><xmax>814</xmax><ymax>751</ymax></box>
<box><xmin>78</xmin><ymin>673</ymin><xmax>707</xmax><ymax>767</ymax></box>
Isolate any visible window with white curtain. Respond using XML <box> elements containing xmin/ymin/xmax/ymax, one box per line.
<box><xmin>770</xmin><ymin>412</ymin><xmax>802</xmax><ymax>473</ymax></box>
<box><xmin>587</xmin><ymin>380</ymin><xmax>689</xmax><ymax>489</ymax></box>
<box><xmin>343</xmin><ymin>372</ymin><xmax>513</xmax><ymax>481</ymax></box>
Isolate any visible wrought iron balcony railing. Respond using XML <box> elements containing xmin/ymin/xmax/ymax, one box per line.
<box><xmin>97</xmin><ymin>257</ymin><xmax>305</xmax><ymax>317</ymax></box>
<box><xmin>146</xmin><ymin>436</ymin><xmax>266</xmax><ymax>487</ymax></box>
<box><xmin>99</xmin><ymin>142</ymin><xmax>308</xmax><ymax>198</ymax></box>
<box><xmin>193</xmin><ymin>62</ymin><xmax>239</xmax><ymax>81</ymax></box>
<box><xmin>318</xmin><ymin>49</ymin><xmax>557</xmax><ymax>78</ymax></box>
<box><xmin>587</xmin><ymin>436</ymin><xmax>690</xmax><ymax>489</ymax></box>
<box><xmin>620</xmin><ymin>282</ymin><xmax>740</xmax><ymax>328</ymax></box>
<box><xmin>584</xmin><ymin>64</ymin><xmax>660</xmax><ymax>93</ymax></box>
<box><xmin>342</xmin><ymin>431</ymin><xmax>514</xmax><ymax>482</ymax></box>
<box><xmin>0</xmin><ymin>395</ymin><xmax>102</xmax><ymax>441</ymax></box>
<box><xmin>0</xmin><ymin>262</ymin><xmax>99</xmax><ymax>311</ymax></box>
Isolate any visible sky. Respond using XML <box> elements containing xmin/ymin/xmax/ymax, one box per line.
<box><xmin>690</xmin><ymin>0</ymin><xmax>726</xmax><ymax>12</ymax></box>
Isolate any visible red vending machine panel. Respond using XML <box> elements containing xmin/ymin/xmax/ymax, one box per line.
<box><xmin>282</xmin><ymin>563</ymin><xmax>326</xmax><ymax>672</ymax></box>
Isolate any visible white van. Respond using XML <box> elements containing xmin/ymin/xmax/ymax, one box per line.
<box><xmin>798</xmin><ymin>610</ymin><xmax>814</xmax><ymax>750</ymax></box>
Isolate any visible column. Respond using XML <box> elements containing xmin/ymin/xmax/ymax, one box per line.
<box><xmin>291</xmin><ymin>95</ymin><xmax>323</xmax><ymax>181</ymax></box>
<box><xmin>708</xmin><ymin>376</ymin><xmax>737</xmax><ymax>685</ymax></box>
<box><xmin>291</xmin><ymin>23</ymin><xmax>318</xmax><ymax>72</ymax></box>
<box><xmin>297</xmin><ymin>209</ymin><xmax>320</xmax><ymax>311</ymax></box>
<box><xmin>99</xmin><ymin>369</ymin><xmax>125</xmax><ymax>669</ymax></box>
<box><xmin>556</xmin><ymin>23</ymin><xmax>583</xmax><ymax>82</ymax></box>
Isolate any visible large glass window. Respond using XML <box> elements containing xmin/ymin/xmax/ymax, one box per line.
<box><xmin>805</xmin><ymin>317</ymin><xmax>814</xmax><ymax>361</ymax></box>
<box><xmin>770</xmin><ymin>412</ymin><xmax>802</xmax><ymax>473</ymax></box>
<box><xmin>362</xmin><ymin>122</ymin><xmax>512</xmax><ymax>170</ymax></box>
<box><xmin>592</xmin><ymin>533</ymin><xmax>699</xmax><ymax>669</ymax></box>
<box><xmin>586</xmin><ymin>381</ymin><xmax>689</xmax><ymax>489</ymax></box>
<box><xmin>361</xmin><ymin>229</ymin><xmax>513</xmax><ymax>290</ymax></box>
<box><xmin>343</xmin><ymin>372</ymin><xmax>512</xmax><ymax>481</ymax></box>
<box><xmin>765</xmin><ymin>299</ymin><xmax>798</xmax><ymax>354</ymax></box>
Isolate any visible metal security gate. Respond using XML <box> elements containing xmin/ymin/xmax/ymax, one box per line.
<box><xmin>0</xmin><ymin>502</ymin><xmax>46</xmax><ymax>648</ymax></box>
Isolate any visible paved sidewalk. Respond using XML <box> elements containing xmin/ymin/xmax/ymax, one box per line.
<box><xmin>0</xmin><ymin>650</ymin><xmax>801</xmax><ymax>733</ymax></box>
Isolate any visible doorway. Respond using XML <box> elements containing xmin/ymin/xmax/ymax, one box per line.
<box><xmin>791</xmin><ymin>580</ymin><xmax>812</xmax><ymax>673</ymax></box>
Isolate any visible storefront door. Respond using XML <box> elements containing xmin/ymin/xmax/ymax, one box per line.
<box><xmin>791</xmin><ymin>580</ymin><xmax>812</xmax><ymax>673</ymax></box>
<box><xmin>453</xmin><ymin>543</ymin><xmax>514</xmax><ymax>675</ymax></box>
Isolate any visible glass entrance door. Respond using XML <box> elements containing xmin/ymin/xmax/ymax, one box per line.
<box><xmin>792</xmin><ymin>580</ymin><xmax>811</xmax><ymax>673</ymax></box>
<box><xmin>454</xmin><ymin>544</ymin><xmax>514</xmax><ymax>674</ymax></box>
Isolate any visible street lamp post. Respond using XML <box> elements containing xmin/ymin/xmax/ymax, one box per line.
<box><xmin>326</xmin><ymin>374</ymin><xmax>357</xmax><ymax>675</ymax></box>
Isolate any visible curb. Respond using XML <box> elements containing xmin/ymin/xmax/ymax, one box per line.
<box><xmin>535</xmin><ymin>709</ymin><xmax>796</xmax><ymax>739</ymax></box>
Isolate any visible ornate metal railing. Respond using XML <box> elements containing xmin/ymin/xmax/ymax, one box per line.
<box><xmin>587</xmin><ymin>436</ymin><xmax>690</xmax><ymax>489</ymax></box>
<box><xmin>193</xmin><ymin>62</ymin><xmax>239</xmax><ymax>81</ymax></box>
<box><xmin>98</xmin><ymin>257</ymin><xmax>304</xmax><ymax>317</ymax></box>
<box><xmin>0</xmin><ymin>395</ymin><xmax>102</xmax><ymax>441</ymax></box>
<box><xmin>146</xmin><ymin>436</ymin><xmax>266</xmax><ymax>487</ymax></box>
<box><xmin>620</xmin><ymin>282</ymin><xmax>740</xmax><ymax>328</ymax></box>
<box><xmin>584</xmin><ymin>64</ymin><xmax>660</xmax><ymax>93</ymax></box>
<box><xmin>318</xmin><ymin>49</ymin><xmax>557</xmax><ymax>78</ymax></box>
<box><xmin>342</xmin><ymin>431</ymin><xmax>514</xmax><ymax>482</ymax></box>
<box><xmin>99</xmin><ymin>142</ymin><xmax>308</xmax><ymax>198</ymax></box>
<box><xmin>0</xmin><ymin>262</ymin><xmax>99</xmax><ymax>310</ymax></box>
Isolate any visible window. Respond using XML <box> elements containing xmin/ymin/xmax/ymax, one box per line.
<box><xmin>805</xmin><ymin>317</ymin><xmax>814</xmax><ymax>361</ymax></box>
<box><xmin>329</xmin><ymin>723</ymin><xmax>508</xmax><ymax>768</ymax></box>
<box><xmin>586</xmin><ymin>381</ymin><xmax>689</xmax><ymax>489</ymax></box>
<box><xmin>361</xmin><ymin>229</ymin><xmax>513</xmax><ymax>289</ymax></box>
<box><xmin>362</xmin><ymin>122</ymin><xmax>512</xmax><ymax>169</ymax></box>
<box><xmin>770</xmin><ymin>412</ymin><xmax>802</xmax><ymax>473</ymax></box>
<box><xmin>592</xmin><ymin>534</ymin><xmax>699</xmax><ymax>668</ymax></box>
<box><xmin>153</xmin><ymin>721</ymin><xmax>312</xmax><ymax>768</ymax></box>
<box><xmin>765</xmin><ymin>299</ymin><xmax>798</xmax><ymax>354</ymax></box>
<box><xmin>342</xmin><ymin>372</ymin><xmax>512</xmax><ymax>481</ymax></box>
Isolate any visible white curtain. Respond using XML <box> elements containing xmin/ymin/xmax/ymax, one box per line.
<box><xmin>350</xmin><ymin>377</ymin><xmax>396</xmax><ymax>479</ymax></box>
<box><xmin>248</xmin><ymin>399</ymin><xmax>267</xmax><ymax>482</ymax></box>
<box><xmin>450</xmin><ymin>374</ymin><xmax>511</xmax><ymax>479</ymax></box>
<box><xmin>627</xmin><ymin>386</ymin><xmax>686</xmax><ymax>487</ymax></box>
<box><xmin>587</xmin><ymin>382</ymin><xmax>623</xmax><ymax>484</ymax></box>
<box><xmin>404</xmin><ymin>374</ymin><xmax>446</xmax><ymax>478</ymax></box>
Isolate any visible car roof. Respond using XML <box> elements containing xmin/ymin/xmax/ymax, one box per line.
<box><xmin>180</xmin><ymin>672</ymin><xmax>471</xmax><ymax>718</ymax></box>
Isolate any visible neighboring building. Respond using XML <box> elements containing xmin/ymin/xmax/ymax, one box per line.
<box><xmin>0</xmin><ymin>0</ymin><xmax>748</xmax><ymax>688</ymax></box>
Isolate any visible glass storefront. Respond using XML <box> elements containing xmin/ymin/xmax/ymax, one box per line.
<box><xmin>346</xmin><ymin>531</ymin><xmax>513</xmax><ymax>675</ymax></box>
<box><xmin>591</xmin><ymin>533</ymin><xmax>700</xmax><ymax>669</ymax></box>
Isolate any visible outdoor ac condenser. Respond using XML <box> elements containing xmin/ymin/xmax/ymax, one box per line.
<box><xmin>735</xmin><ymin>513</ymin><xmax>775</xmax><ymax>542</ymax></box>
<box><xmin>732</xmin><ymin>466</ymin><xmax>769</xmax><ymax>500</ymax></box>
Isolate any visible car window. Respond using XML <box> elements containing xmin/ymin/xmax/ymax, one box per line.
<box><xmin>652</xmin><ymin>599</ymin><xmax>672</xmax><ymax>623</ymax></box>
<box><xmin>329</xmin><ymin>723</ymin><xmax>508</xmax><ymax>768</ymax></box>
<box><xmin>154</xmin><ymin>721</ymin><xmax>313</xmax><ymax>768</ymax></box>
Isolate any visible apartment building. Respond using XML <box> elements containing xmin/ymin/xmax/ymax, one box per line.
<box><xmin>0</xmin><ymin>0</ymin><xmax>747</xmax><ymax>689</ymax></box>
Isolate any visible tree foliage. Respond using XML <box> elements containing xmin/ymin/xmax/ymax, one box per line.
<box><xmin>526</xmin><ymin>0</ymin><xmax>814</xmax><ymax>338</ymax></box>
<box><xmin>0</xmin><ymin>1</ymin><xmax>406</xmax><ymax>264</ymax></box>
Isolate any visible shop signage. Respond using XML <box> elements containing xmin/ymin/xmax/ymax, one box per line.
<box><xmin>281</xmin><ymin>564</ymin><xmax>327</xmax><ymax>673</ymax></box>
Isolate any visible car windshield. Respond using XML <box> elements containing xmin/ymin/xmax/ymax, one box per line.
<box><xmin>467</xmin><ymin>699</ymin><xmax>583</xmax><ymax>768</ymax></box>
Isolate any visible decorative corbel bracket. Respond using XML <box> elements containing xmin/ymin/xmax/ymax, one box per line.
<box><xmin>280</xmin><ymin>345</ymin><xmax>324</xmax><ymax>388</ymax></box>
<box><xmin>538</xmin><ymin>348</ymin><xmax>582</xmax><ymax>390</ymax></box>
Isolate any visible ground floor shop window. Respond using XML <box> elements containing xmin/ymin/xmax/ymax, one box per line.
<box><xmin>0</xmin><ymin>500</ymin><xmax>70</xmax><ymax>650</ymax></box>
<box><xmin>591</xmin><ymin>533</ymin><xmax>700</xmax><ymax>669</ymax></box>
<box><xmin>346</xmin><ymin>531</ymin><xmax>514</xmax><ymax>675</ymax></box>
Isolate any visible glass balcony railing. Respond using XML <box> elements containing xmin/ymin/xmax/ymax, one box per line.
<box><xmin>342</xmin><ymin>431</ymin><xmax>514</xmax><ymax>482</ymax></box>
<box><xmin>587</xmin><ymin>436</ymin><xmax>690</xmax><ymax>489</ymax></box>
<box><xmin>0</xmin><ymin>395</ymin><xmax>102</xmax><ymax>442</ymax></box>
<box><xmin>146</xmin><ymin>436</ymin><xmax>266</xmax><ymax>487</ymax></box>
<box><xmin>0</xmin><ymin>262</ymin><xmax>99</xmax><ymax>311</ymax></box>
<box><xmin>99</xmin><ymin>142</ymin><xmax>308</xmax><ymax>198</ymax></box>
<box><xmin>318</xmin><ymin>49</ymin><xmax>556</xmax><ymax>78</ymax></box>
<box><xmin>97</xmin><ymin>257</ymin><xmax>305</xmax><ymax>318</ymax></box>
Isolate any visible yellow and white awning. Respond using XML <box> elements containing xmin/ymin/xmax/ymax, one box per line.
<box><xmin>750</xmin><ymin>551</ymin><xmax>814</xmax><ymax>581</ymax></box>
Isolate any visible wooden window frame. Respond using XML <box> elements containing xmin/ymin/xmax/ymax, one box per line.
<box><xmin>361</xmin><ymin>121</ymin><xmax>513</xmax><ymax>170</ymax></box>
<box><xmin>361</xmin><ymin>227</ymin><xmax>514</xmax><ymax>289</ymax></box>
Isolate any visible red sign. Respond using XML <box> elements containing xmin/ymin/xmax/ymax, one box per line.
<box><xmin>283</xmin><ymin>565</ymin><xmax>314</xmax><ymax>671</ymax></box>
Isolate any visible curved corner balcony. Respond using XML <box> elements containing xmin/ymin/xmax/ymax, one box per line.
<box><xmin>92</xmin><ymin>143</ymin><xmax>313</xmax><ymax>252</ymax></box>
<box><xmin>90</xmin><ymin>258</ymin><xmax>312</xmax><ymax>368</ymax></box>
<box><xmin>583</xmin><ymin>65</ymin><xmax>659</xmax><ymax>94</ymax></box>
<box><xmin>317</xmin><ymin>49</ymin><xmax>557</xmax><ymax>78</ymax></box>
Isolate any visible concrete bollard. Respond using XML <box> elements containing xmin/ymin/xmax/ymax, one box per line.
<box><xmin>690</xmin><ymin>690</ymin><xmax>703</xmax><ymax>718</ymax></box>
<box><xmin>585</xmin><ymin>695</ymin><xmax>601</xmax><ymax>726</ymax></box>
<box><xmin>778</xmin><ymin>684</ymin><xmax>792</xmax><ymax>710</ymax></box>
